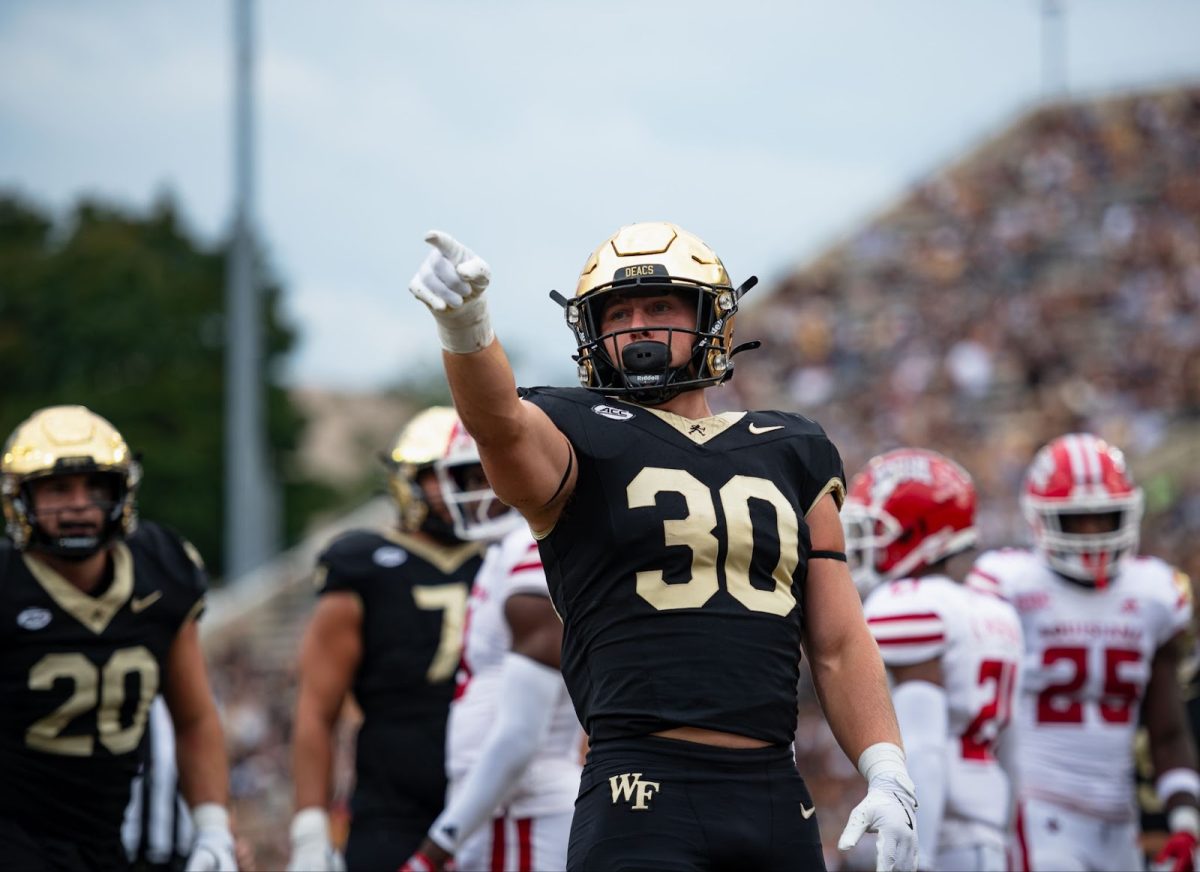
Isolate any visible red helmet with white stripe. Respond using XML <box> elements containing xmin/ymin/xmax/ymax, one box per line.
<box><xmin>842</xmin><ymin>448</ymin><xmax>978</xmax><ymax>595</ymax></box>
<box><xmin>1021</xmin><ymin>433</ymin><xmax>1143</xmax><ymax>587</ymax></box>
<box><xmin>435</xmin><ymin>417</ymin><xmax>523</xmax><ymax>542</ymax></box>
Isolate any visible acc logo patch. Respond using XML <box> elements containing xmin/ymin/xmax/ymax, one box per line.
<box><xmin>373</xmin><ymin>546</ymin><xmax>408</xmax><ymax>568</ymax></box>
<box><xmin>592</xmin><ymin>404</ymin><xmax>634</xmax><ymax>421</ymax></box>
<box><xmin>17</xmin><ymin>607</ymin><xmax>52</xmax><ymax>631</ymax></box>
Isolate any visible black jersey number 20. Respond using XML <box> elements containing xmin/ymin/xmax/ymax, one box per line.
<box><xmin>627</xmin><ymin>467</ymin><xmax>800</xmax><ymax>616</ymax></box>
<box><xmin>26</xmin><ymin>646</ymin><xmax>159</xmax><ymax>757</ymax></box>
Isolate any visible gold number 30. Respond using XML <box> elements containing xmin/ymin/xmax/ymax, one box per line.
<box><xmin>626</xmin><ymin>468</ymin><xmax>800</xmax><ymax>616</ymax></box>
<box><xmin>26</xmin><ymin>646</ymin><xmax>159</xmax><ymax>757</ymax></box>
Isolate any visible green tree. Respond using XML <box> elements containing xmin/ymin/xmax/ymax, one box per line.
<box><xmin>0</xmin><ymin>191</ymin><xmax>333</xmax><ymax>579</ymax></box>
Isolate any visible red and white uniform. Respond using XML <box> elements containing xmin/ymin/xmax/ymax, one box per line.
<box><xmin>969</xmin><ymin>548</ymin><xmax>1192</xmax><ymax>871</ymax></box>
<box><xmin>446</xmin><ymin>527</ymin><xmax>582</xmax><ymax>871</ymax></box>
<box><xmin>865</xmin><ymin>575</ymin><xmax>1023</xmax><ymax>868</ymax></box>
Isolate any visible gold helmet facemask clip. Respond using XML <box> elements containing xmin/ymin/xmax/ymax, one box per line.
<box><xmin>550</xmin><ymin>222</ymin><xmax>759</xmax><ymax>405</ymax></box>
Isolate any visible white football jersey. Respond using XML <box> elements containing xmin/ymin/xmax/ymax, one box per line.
<box><xmin>968</xmin><ymin>549</ymin><xmax>1192</xmax><ymax>819</ymax></box>
<box><xmin>864</xmin><ymin>575</ymin><xmax>1024</xmax><ymax>832</ymax></box>
<box><xmin>446</xmin><ymin>526</ymin><xmax>582</xmax><ymax>818</ymax></box>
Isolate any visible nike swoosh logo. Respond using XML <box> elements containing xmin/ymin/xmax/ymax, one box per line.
<box><xmin>800</xmin><ymin>804</ymin><xmax>816</xmax><ymax>820</ymax></box>
<box><xmin>893</xmin><ymin>792</ymin><xmax>913</xmax><ymax>830</ymax></box>
<box><xmin>131</xmin><ymin>591</ymin><xmax>162</xmax><ymax>613</ymax></box>
<box><xmin>748</xmin><ymin>423</ymin><xmax>784</xmax><ymax>435</ymax></box>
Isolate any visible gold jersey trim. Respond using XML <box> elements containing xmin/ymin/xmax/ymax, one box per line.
<box><xmin>183</xmin><ymin>596</ymin><xmax>207</xmax><ymax>625</ymax></box>
<box><xmin>24</xmin><ymin>543</ymin><xmax>134</xmax><ymax>635</ymax></box>
<box><xmin>806</xmin><ymin>477</ymin><xmax>847</xmax><ymax>518</ymax></box>
<box><xmin>642</xmin><ymin>408</ymin><xmax>747</xmax><ymax>445</ymax></box>
<box><xmin>380</xmin><ymin>529</ymin><xmax>485</xmax><ymax>573</ymax></box>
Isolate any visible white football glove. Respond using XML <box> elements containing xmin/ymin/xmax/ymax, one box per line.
<box><xmin>184</xmin><ymin>804</ymin><xmax>238</xmax><ymax>872</ymax></box>
<box><xmin>286</xmin><ymin>808</ymin><xmax>347</xmax><ymax>872</ymax></box>
<box><xmin>409</xmin><ymin>230</ymin><xmax>495</xmax><ymax>354</ymax></box>
<box><xmin>838</xmin><ymin>743</ymin><xmax>919</xmax><ymax>872</ymax></box>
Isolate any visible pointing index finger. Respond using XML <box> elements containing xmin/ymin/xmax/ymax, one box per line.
<box><xmin>424</xmin><ymin>230</ymin><xmax>472</xmax><ymax>266</ymax></box>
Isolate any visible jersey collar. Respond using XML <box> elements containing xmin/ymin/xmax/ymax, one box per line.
<box><xmin>24</xmin><ymin>542</ymin><xmax>134</xmax><ymax>635</ymax></box>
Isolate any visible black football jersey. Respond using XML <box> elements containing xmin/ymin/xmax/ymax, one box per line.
<box><xmin>0</xmin><ymin>522</ymin><xmax>206</xmax><ymax>849</ymax></box>
<box><xmin>520</xmin><ymin>386</ymin><xmax>846</xmax><ymax>746</ymax></box>
<box><xmin>315</xmin><ymin>529</ymin><xmax>484</xmax><ymax>824</ymax></box>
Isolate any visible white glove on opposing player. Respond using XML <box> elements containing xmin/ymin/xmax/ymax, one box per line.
<box><xmin>184</xmin><ymin>804</ymin><xmax>239</xmax><ymax>872</ymax></box>
<box><xmin>838</xmin><ymin>743</ymin><xmax>920</xmax><ymax>872</ymax></box>
<box><xmin>408</xmin><ymin>231</ymin><xmax>495</xmax><ymax>354</ymax></box>
<box><xmin>286</xmin><ymin>808</ymin><xmax>347</xmax><ymax>872</ymax></box>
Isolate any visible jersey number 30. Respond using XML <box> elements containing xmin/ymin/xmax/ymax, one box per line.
<box><xmin>627</xmin><ymin>468</ymin><xmax>801</xmax><ymax>617</ymax></box>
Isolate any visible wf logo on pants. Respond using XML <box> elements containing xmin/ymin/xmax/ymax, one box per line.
<box><xmin>609</xmin><ymin>773</ymin><xmax>660</xmax><ymax>810</ymax></box>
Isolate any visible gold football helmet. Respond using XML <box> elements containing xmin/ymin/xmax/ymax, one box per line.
<box><xmin>1</xmin><ymin>405</ymin><xmax>142</xmax><ymax>557</ymax></box>
<box><xmin>382</xmin><ymin>407</ymin><xmax>518</xmax><ymax>542</ymax></box>
<box><xmin>550</xmin><ymin>221</ymin><xmax>759</xmax><ymax>404</ymax></box>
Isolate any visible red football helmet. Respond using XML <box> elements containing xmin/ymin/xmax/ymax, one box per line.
<box><xmin>434</xmin><ymin>416</ymin><xmax>523</xmax><ymax>542</ymax></box>
<box><xmin>843</xmin><ymin>448</ymin><xmax>978</xmax><ymax>595</ymax></box>
<box><xmin>1021</xmin><ymin>433</ymin><xmax>1143</xmax><ymax>587</ymax></box>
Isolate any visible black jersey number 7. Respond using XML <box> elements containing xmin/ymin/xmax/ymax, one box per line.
<box><xmin>412</xmin><ymin>582</ymin><xmax>468</xmax><ymax>684</ymax></box>
<box><xmin>627</xmin><ymin>467</ymin><xmax>800</xmax><ymax>616</ymax></box>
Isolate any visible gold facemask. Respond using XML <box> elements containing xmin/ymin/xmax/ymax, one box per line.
<box><xmin>551</xmin><ymin>221</ymin><xmax>758</xmax><ymax>404</ymax></box>
<box><xmin>1</xmin><ymin>405</ymin><xmax>141</xmax><ymax>554</ymax></box>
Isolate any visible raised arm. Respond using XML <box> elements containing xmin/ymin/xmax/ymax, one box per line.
<box><xmin>410</xmin><ymin>232</ymin><xmax>575</xmax><ymax>531</ymax></box>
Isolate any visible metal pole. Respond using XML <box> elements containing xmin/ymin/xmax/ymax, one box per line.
<box><xmin>224</xmin><ymin>0</ymin><xmax>276</xmax><ymax>580</ymax></box>
<box><xmin>1041</xmin><ymin>0</ymin><xmax>1067</xmax><ymax>99</ymax></box>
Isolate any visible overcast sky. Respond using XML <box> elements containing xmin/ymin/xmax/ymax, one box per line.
<box><xmin>3</xmin><ymin>1</ymin><xmax>1199</xmax><ymax>391</ymax></box>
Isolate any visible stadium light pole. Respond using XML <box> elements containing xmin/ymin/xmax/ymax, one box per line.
<box><xmin>225</xmin><ymin>0</ymin><xmax>278</xmax><ymax>581</ymax></box>
<box><xmin>1040</xmin><ymin>0</ymin><xmax>1067</xmax><ymax>99</ymax></box>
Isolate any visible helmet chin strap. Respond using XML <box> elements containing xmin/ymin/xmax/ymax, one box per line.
<box><xmin>24</xmin><ymin>499</ymin><xmax>119</xmax><ymax>561</ymax></box>
<box><xmin>37</xmin><ymin>536</ymin><xmax>105</xmax><ymax>561</ymax></box>
<box><xmin>620</xmin><ymin>340</ymin><xmax>693</xmax><ymax>405</ymax></box>
<box><xmin>622</xmin><ymin>340</ymin><xmax>671</xmax><ymax>373</ymax></box>
<box><xmin>419</xmin><ymin>510</ymin><xmax>465</xmax><ymax>545</ymax></box>
<box><xmin>29</xmin><ymin>521</ymin><xmax>108</xmax><ymax>561</ymax></box>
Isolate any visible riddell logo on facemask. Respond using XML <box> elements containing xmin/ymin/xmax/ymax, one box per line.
<box><xmin>609</xmin><ymin>773</ymin><xmax>660</xmax><ymax>810</ymax></box>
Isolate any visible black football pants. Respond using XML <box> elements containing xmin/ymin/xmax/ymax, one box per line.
<box><xmin>567</xmin><ymin>736</ymin><xmax>826</xmax><ymax>872</ymax></box>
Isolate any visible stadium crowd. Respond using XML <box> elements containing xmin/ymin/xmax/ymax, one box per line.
<box><xmin>737</xmin><ymin>85</ymin><xmax>1200</xmax><ymax>566</ymax></box>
